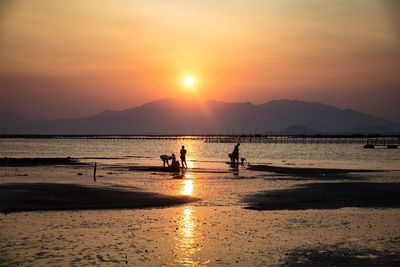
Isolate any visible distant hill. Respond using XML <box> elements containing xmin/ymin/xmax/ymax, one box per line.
<box><xmin>280</xmin><ymin>125</ymin><xmax>319</xmax><ymax>135</ymax></box>
<box><xmin>1</xmin><ymin>98</ymin><xmax>399</xmax><ymax>134</ymax></box>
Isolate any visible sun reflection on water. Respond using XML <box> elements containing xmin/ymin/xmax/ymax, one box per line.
<box><xmin>173</xmin><ymin>173</ymin><xmax>206</xmax><ymax>266</ymax></box>
<box><xmin>186</xmin><ymin>158</ymin><xmax>195</xmax><ymax>169</ymax></box>
<box><xmin>182</xmin><ymin>179</ymin><xmax>194</xmax><ymax>196</ymax></box>
<box><xmin>182</xmin><ymin>206</ymin><xmax>194</xmax><ymax>239</ymax></box>
<box><xmin>174</xmin><ymin>205</ymin><xmax>200</xmax><ymax>266</ymax></box>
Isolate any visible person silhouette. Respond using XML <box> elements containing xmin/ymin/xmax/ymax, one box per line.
<box><xmin>160</xmin><ymin>154</ymin><xmax>170</xmax><ymax>167</ymax></box>
<box><xmin>180</xmin><ymin>145</ymin><xmax>187</xmax><ymax>168</ymax></box>
<box><xmin>171</xmin><ymin>153</ymin><xmax>176</xmax><ymax>163</ymax></box>
<box><xmin>232</xmin><ymin>143</ymin><xmax>240</xmax><ymax>164</ymax></box>
<box><xmin>170</xmin><ymin>153</ymin><xmax>180</xmax><ymax>171</ymax></box>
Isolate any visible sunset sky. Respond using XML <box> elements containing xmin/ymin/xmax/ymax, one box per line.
<box><xmin>0</xmin><ymin>0</ymin><xmax>399</xmax><ymax>121</ymax></box>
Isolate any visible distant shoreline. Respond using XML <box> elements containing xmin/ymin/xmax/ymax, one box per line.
<box><xmin>1</xmin><ymin>134</ymin><xmax>399</xmax><ymax>138</ymax></box>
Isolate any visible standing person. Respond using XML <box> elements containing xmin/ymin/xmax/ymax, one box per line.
<box><xmin>232</xmin><ymin>143</ymin><xmax>240</xmax><ymax>164</ymax></box>
<box><xmin>180</xmin><ymin>145</ymin><xmax>187</xmax><ymax>168</ymax></box>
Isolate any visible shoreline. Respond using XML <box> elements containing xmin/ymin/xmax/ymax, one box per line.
<box><xmin>2</xmin><ymin>157</ymin><xmax>392</xmax><ymax>174</ymax></box>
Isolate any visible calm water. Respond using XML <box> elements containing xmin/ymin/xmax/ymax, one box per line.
<box><xmin>1</xmin><ymin>138</ymin><xmax>399</xmax><ymax>170</ymax></box>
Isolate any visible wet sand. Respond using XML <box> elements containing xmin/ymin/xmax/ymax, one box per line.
<box><xmin>244</xmin><ymin>182</ymin><xmax>400</xmax><ymax>210</ymax></box>
<box><xmin>1</xmin><ymin>161</ymin><xmax>400</xmax><ymax>266</ymax></box>
<box><xmin>1</xmin><ymin>207</ymin><xmax>399</xmax><ymax>266</ymax></box>
<box><xmin>111</xmin><ymin>165</ymin><xmax>230</xmax><ymax>174</ymax></box>
<box><xmin>127</xmin><ymin>165</ymin><xmax>182</xmax><ymax>173</ymax></box>
<box><xmin>248</xmin><ymin>164</ymin><xmax>382</xmax><ymax>176</ymax></box>
<box><xmin>0</xmin><ymin>157</ymin><xmax>86</xmax><ymax>166</ymax></box>
<box><xmin>284</xmin><ymin>243</ymin><xmax>400</xmax><ymax>266</ymax></box>
<box><xmin>0</xmin><ymin>183</ymin><xmax>197</xmax><ymax>213</ymax></box>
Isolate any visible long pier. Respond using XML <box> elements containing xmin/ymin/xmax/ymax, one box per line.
<box><xmin>1</xmin><ymin>134</ymin><xmax>399</xmax><ymax>146</ymax></box>
<box><xmin>204</xmin><ymin>135</ymin><xmax>400</xmax><ymax>145</ymax></box>
<box><xmin>364</xmin><ymin>137</ymin><xmax>400</xmax><ymax>149</ymax></box>
<box><xmin>0</xmin><ymin>134</ymin><xmax>205</xmax><ymax>140</ymax></box>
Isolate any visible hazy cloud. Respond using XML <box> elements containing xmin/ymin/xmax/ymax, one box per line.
<box><xmin>380</xmin><ymin>0</ymin><xmax>400</xmax><ymax>40</ymax></box>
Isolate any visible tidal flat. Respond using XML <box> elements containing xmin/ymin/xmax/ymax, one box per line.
<box><xmin>1</xmin><ymin>160</ymin><xmax>400</xmax><ymax>266</ymax></box>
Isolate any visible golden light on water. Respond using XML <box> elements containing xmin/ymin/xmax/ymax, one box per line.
<box><xmin>186</xmin><ymin>159</ymin><xmax>195</xmax><ymax>169</ymax></box>
<box><xmin>182</xmin><ymin>206</ymin><xmax>194</xmax><ymax>238</ymax></box>
<box><xmin>174</xmin><ymin>174</ymin><xmax>199</xmax><ymax>265</ymax></box>
<box><xmin>174</xmin><ymin>205</ymin><xmax>199</xmax><ymax>266</ymax></box>
<box><xmin>182</xmin><ymin>179</ymin><xmax>194</xmax><ymax>196</ymax></box>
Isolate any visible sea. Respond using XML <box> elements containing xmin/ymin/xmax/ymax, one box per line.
<box><xmin>1</xmin><ymin>137</ymin><xmax>399</xmax><ymax>170</ymax></box>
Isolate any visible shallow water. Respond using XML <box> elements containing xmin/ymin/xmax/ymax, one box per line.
<box><xmin>1</xmin><ymin>138</ymin><xmax>400</xmax><ymax>169</ymax></box>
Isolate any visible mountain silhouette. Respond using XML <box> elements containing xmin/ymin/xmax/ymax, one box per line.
<box><xmin>280</xmin><ymin>125</ymin><xmax>319</xmax><ymax>135</ymax></box>
<box><xmin>0</xmin><ymin>98</ymin><xmax>399</xmax><ymax>134</ymax></box>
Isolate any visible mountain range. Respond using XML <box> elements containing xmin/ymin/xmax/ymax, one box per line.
<box><xmin>1</xmin><ymin>98</ymin><xmax>399</xmax><ymax>135</ymax></box>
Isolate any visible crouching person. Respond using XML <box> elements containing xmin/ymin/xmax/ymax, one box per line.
<box><xmin>160</xmin><ymin>154</ymin><xmax>170</xmax><ymax>167</ymax></box>
<box><xmin>169</xmin><ymin>153</ymin><xmax>180</xmax><ymax>172</ymax></box>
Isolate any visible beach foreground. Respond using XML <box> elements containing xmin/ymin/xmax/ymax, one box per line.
<box><xmin>1</xmin><ymin>206</ymin><xmax>399</xmax><ymax>266</ymax></box>
<box><xmin>1</xmin><ymin>158</ymin><xmax>400</xmax><ymax>266</ymax></box>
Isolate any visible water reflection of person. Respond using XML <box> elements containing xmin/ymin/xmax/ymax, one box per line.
<box><xmin>231</xmin><ymin>164</ymin><xmax>239</xmax><ymax>176</ymax></box>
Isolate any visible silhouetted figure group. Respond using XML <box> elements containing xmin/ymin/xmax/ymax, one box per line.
<box><xmin>160</xmin><ymin>145</ymin><xmax>187</xmax><ymax>172</ymax></box>
<box><xmin>160</xmin><ymin>143</ymin><xmax>246</xmax><ymax>174</ymax></box>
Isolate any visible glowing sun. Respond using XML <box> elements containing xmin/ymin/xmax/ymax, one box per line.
<box><xmin>183</xmin><ymin>75</ymin><xmax>195</xmax><ymax>88</ymax></box>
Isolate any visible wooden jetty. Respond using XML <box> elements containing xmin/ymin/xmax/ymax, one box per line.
<box><xmin>363</xmin><ymin>137</ymin><xmax>400</xmax><ymax>149</ymax></box>
<box><xmin>0</xmin><ymin>134</ymin><xmax>204</xmax><ymax>140</ymax></box>
<box><xmin>1</xmin><ymin>134</ymin><xmax>399</xmax><ymax>146</ymax></box>
<box><xmin>204</xmin><ymin>134</ymin><xmax>400</xmax><ymax>145</ymax></box>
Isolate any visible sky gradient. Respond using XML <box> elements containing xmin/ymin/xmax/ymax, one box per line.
<box><xmin>0</xmin><ymin>0</ymin><xmax>399</xmax><ymax>121</ymax></box>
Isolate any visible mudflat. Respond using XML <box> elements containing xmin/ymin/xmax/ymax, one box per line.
<box><xmin>0</xmin><ymin>157</ymin><xmax>86</xmax><ymax>166</ymax></box>
<box><xmin>0</xmin><ymin>183</ymin><xmax>198</xmax><ymax>213</ymax></box>
<box><xmin>244</xmin><ymin>182</ymin><xmax>400</xmax><ymax>210</ymax></box>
